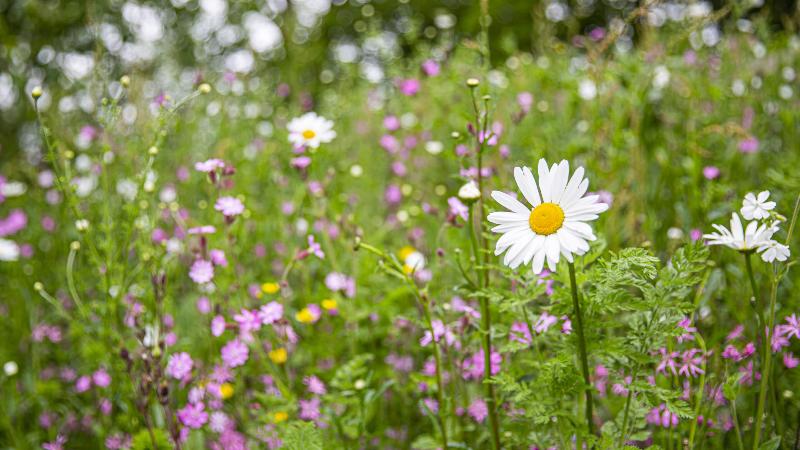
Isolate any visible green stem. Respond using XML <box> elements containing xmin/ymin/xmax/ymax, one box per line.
<box><xmin>688</xmin><ymin>335</ymin><xmax>707</xmax><ymax>448</ymax></box>
<box><xmin>468</xmin><ymin>87</ymin><xmax>501</xmax><ymax>450</ymax></box>
<box><xmin>568</xmin><ymin>261</ymin><xmax>594</xmax><ymax>440</ymax></box>
<box><xmin>731</xmin><ymin>395</ymin><xmax>745</xmax><ymax>450</ymax></box>
<box><xmin>743</xmin><ymin>251</ymin><xmax>765</xmax><ymax>340</ymax></box>
<box><xmin>752</xmin><ymin>270</ymin><xmax>778</xmax><ymax>449</ymax></box>
<box><xmin>619</xmin><ymin>386</ymin><xmax>634</xmax><ymax>447</ymax></box>
<box><xmin>421</xmin><ymin>299</ymin><xmax>449</xmax><ymax>449</ymax></box>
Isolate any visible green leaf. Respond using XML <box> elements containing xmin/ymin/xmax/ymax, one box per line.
<box><xmin>130</xmin><ymin>428</ymin><xmax>171</xmax><ymax>450</ymax></box>
<box><xmin>280</xmin><ymin>421</ymin><xmax>324</xmax><ymax>450</ymax></box>
<box><xmin>758</xmin><ymin>437</ymin><xmax>781</xmax><ymax>450</ymax></box>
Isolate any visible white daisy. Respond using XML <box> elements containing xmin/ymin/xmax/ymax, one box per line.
<box><xmin>702</xmin><ymin>213</ymin><xmax>776</xmax><ymax>251</ymax></box>
<box><xmin>741</xmin><ymin>190</ymin><xmax>776</xmax><ymax>220</ymax></box>
<box><xmin>487</xmin><ymin>159</ymin><xmax>609</xmax><ymax>274</ymax></box>
<box><xmin>287</xmin><ymin>112</ymin><xmax>336</xmax><ymax>149</ymax></box>
<box><xmin>399</xmin><ymin>246</ymin><xmax>426</xmax><ymax>274</ymax></box>
<box><xmin>0</xmin><ymin>238</ymin><xmax>20</xmax><ymax>261</ymax></box>
<box><xmin>758</xmin><ymin>241</ymin><xmax>790</xmax><ymax>263</ymax></box>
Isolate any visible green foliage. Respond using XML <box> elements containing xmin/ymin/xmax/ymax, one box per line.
<box><xmin>131</xmin><ymin>428</ymin><xmax>171</xmax><ymax>450</ymax></box>
<box><xmin>280</xmin><ymin>422</ymin><xmax>324</xmax><ymax>450</ymax></box>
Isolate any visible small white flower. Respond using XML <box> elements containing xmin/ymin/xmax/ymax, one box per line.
<box><xmin>703</xmin><ymin>213</ymin><xmax>775</xmax><ymax>251</ymax></box>
<box><xmin>0</xmin><ymin>239</ymin><xmax>20</xmax><ymax>261</ymax></box>
<box><xmin>75</xmin><ymin>219</ymin><xmax>90</xmax><ymax>231</ymax></box>
<box><xmin>399</xmin><ymin>246</ymin><xmax>425</xmax><ymax>274</ymax></box>
<box><xmin>458</xmin><ymin>181</ymin><xmax>481</xmax><ymax>201</ymax></box>
<box><xmin>425</xmin><ymin>140</ymin><xmax>443</xmax><ymax>155</ymax></box>
<box><xmin>165</xmin><ymin>238</ymin><xmax>183</xmax><ymax>255</ymax></box>
<box><xmin>72</xmin><ymin>175</ymin><xmax>97</xmax><ymax>198</ymax></box>
<box><xmin>667</xmin><ymin>227</ymin><xmax>684</xmax><ymax>240</ymax></box>
<box><xmin>3</xmin><ymin>361</ymin><xmax>18</xmax><ymax>376</ymax></box>
<box><xmin>741</xmin><ymin>191</ymin><xmax>776</xmax><ymax>220</ymax></box>
<box><xmin>758</xmin><ymin>241</ymin><xmax>790</xmax><ymax>263</ymax></box>
<box><xmin>1</xmin><ymin>181</ymin><xmax>26</xmax><ymax>197</ymax></box>
<box><xmin>116</xmin><ymin>179</ymin><xmax>138</xmax><ymax>202</ymax></box>
<box><xmin>287</xmin><ymin>112</ymin><xmax>336</xmax><ymax>149</ymax></box>
<box><xmin>578</xmin><ymin>79</ymin><xmax>597</xmax><ymax>100</ymax></box>
<box><xmin>142</xmin><ymin>324</ymin><xmax>159</xmax><ymax>348</ymax></box>
<box><xmin>653</xmin><ymin>65</ymin><xmax>671</xmax><ymax>89</ymax></box>
<box><xmin>488</xmin><ymin>159</ymin><xmax>609</xmax><ymax>274</ymax></box>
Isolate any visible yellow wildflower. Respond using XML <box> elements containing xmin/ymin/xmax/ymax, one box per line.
<box><xmin>321</xmin><ymin>299</ymin><xmax>337</xmax><ymax>310</ymax></box>
<box><xmin>219</xmin><ymin>383</ymin><xmax>234</xmax><ymax>399</ymax></box>
<box><xmin>269</xmin><ymin>348</ymin><xmax>288</xmax><ymax>364</ymax></box>
<box><xmin>262</xmin><ymin>282</ymin><xmax>280</xmax><ymax>294</ymax></box>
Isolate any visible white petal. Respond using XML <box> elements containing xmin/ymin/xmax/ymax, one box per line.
<box><xmin>564</xmin><ymin>220</ymin><xmax>596</xmax><ymax>240</ymax></box>
<box><xmin>730</xmin><ymin>213</ymin><xmax>744</xmax><ymax>242</ymax></box>
<box><xmin>545</xmin><ymin>234</ymin><xmax>561</xmax><ymax>268</ymax></box>
<box><xmin>488</xmin><ymin>211</ymin><xmax>529</xmax><ymax>224</ymax></box>
<box><xmin>491</xmin><ymin>223</ymin><xmax>528</xmax><ymax>234</ymax></box>
<box><xmin>522</xmin><ymin>234</ymin><xmax>545</xmax><ymax>265</ymax></box>
<box><xmin>495</xmin><ymin>228</ymin><xmax>532</xmax><ymax>254</ymax></box>
<box><xmin>538</xmin><ymin>159</ymin><xmax>551</xmax><ymax>202</ymax></box>
<box><xmin>515</xmin><ymin>167</ymin><xmax>541</xmax><ymax>208</ymax></box>
<box><xmin>550</xmin><ymin>160</ymin><xmax>570</xmax><ymax>204</ymax></box>
<box><xmin>492</xmin><ymin>191</ymin><xmax>531</xmax><ymax>216</ymax></box>
<box><xmin>532</xmin><ymin>247</ymin><xmax>546</xmax><ymax>274</ymax></box>
<box><xmin>561</xmin><ymin>166</ymin><xmax>585</xmax><ymax>207</ymax></box>
<box><xmin>557</xmin><ymin>228</ymin><xmax>579</xmax><ymax>253</ymax></box>
<box><xmin>506</xmin><ymin>235</ymin><xmax>533</xmax><ymax>268</ymax></box>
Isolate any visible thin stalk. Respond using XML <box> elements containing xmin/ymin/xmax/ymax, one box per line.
<box><xmin>355</xmin><ymin>240</ymin><xmax>449</xmax><ymax>448</ymax></box>
<box><xmin>743</xmin><ymin>251</ymin><xmax>768</xmax><ymax>426</ymax></box>
<box><xmin>468</xmin><ymin>86</ymin><xmax>501</xmax><ymax>450</ymax></box>
<box><xmin>730</xmin><ymin>396</ymin><xmax>745</xmax><ymax>450</ymax></box>
<box><xmin>568</xmin><ymin>261</ymin><xmax>594</xmax><ymax>439</ymax></box>
<box><xmin>66</xmin><ymin>243</ymin><xmax>87</xmax><ymax>315</ymax></box>
<box><xmin>467</xmin><ymin>201</ymin><xmax>500</xmax><ymax>449</ymax></box>
<box><xmin>752</xmin><ymin>270</ymin><xmax>779</xmax><ymax>449</ymax></box>
<box><xmin>688</xmin><ymin>335</ymin><xmax>708</xmax><ymax>448</ymax></box>
<box><xmin>618</xmin><ymin>386</ymin><xmax>634</xmax><ymax>447</ymax></box>
<box><xmin>421</xmin><ymin>298</ymin><xmax>449</xmax><ymax>449</ymax></box>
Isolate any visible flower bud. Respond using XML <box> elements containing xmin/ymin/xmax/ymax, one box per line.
<box><xmin>458</xmin><ymin>181</ymin><xmax>481</xmax><ymax>203</ymax></box>
<box><xmin>31</xmin><ymin>86</ymin><xmax>43</xmax><ymax>100</ymax></box>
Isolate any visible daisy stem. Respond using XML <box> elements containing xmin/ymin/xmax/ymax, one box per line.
<box><xmin>752</xmin><ymin>269</ymin><xmax>778</xmax><ymax>450</ymax></box>
<box><xmin>568</xmin><ymin>261</ymin><xmax>594</xmax><ymax>440</ymax></box>
<box><xmin>743</xmin><ymin>251</ymin><xmax>767</xmax><ymax>363</ymax></box>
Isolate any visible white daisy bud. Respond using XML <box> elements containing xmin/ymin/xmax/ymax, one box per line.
<box><xmin>458</xmin><ymin>181</ymin><xmax>481</xmax><ymax>202</ymax></box>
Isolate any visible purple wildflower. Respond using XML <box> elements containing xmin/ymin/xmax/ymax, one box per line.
<box><xmin>221</xmin><ymin>339</ymin><xmax>249</xmax><ymax>368</ymax></box>
<box><xmin>178</xmin><ymin>402</ymin><xmax>208</xmax><ymax>429</ymax></box>
<box><xmin>166</xmin><ymin>352</ymin><xmax>194</xmax><ymax>380</ymax></box>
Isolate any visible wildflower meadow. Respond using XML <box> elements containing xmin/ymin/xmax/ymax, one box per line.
<box><xmin>2</xmin><ymin>1</ymin><xmax>800</xmax><ymax>449</ymax></box>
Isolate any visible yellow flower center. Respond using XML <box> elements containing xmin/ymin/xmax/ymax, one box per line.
<box><xmin>269</xmin><ymin>348</ymin><xmax>288</xmax><ymax>364</ymax></box>
<box><xmin>529</xmin><ymin>202</ymin><xmax>565</xmax><ymax>235</ymax></box>
<box><xmin>302</xmin><ymin>129</ymin><xmax>316</xmax><ymax>139</ymax></box>
<box><xmin>398</xmin><ymin>245</ymin><xmax>416</xmax><ymax>261</ymax></box>
<box><xmin>273</xmin><ymin>411</ymin><xmax>288</xmax><ymax>423</ymax></box>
